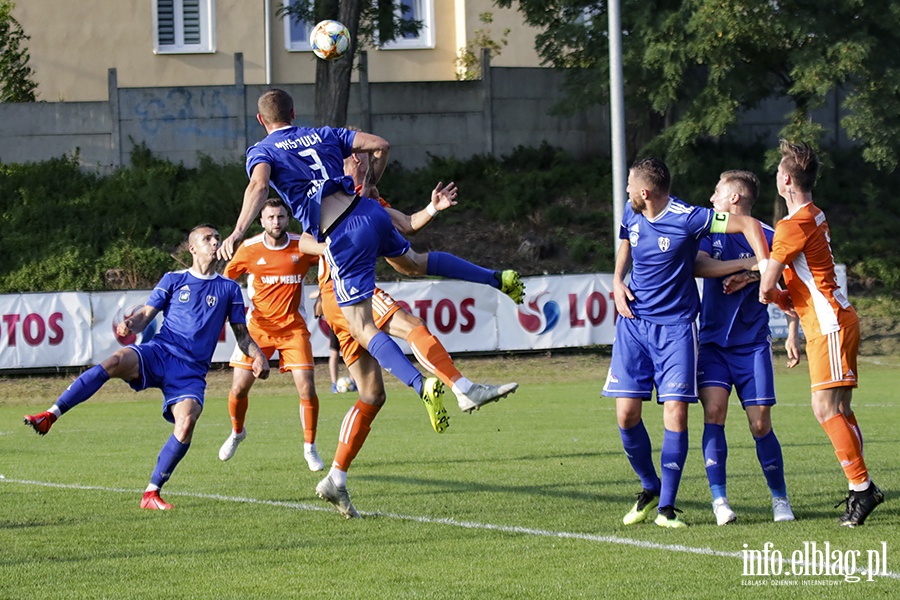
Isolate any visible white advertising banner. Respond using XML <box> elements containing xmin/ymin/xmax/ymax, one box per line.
<box><xmin>499</xmin><ymin>274</ymin><xmax>617</xmax><ymax>350</ymax></box>
<box><xmin>89</xmin><ymin>288</ymin><xmax>333</xmax><ymax>367</ymax></box>
<box><xmin>0</xmin><ymin>292</ymin><xmax>92</xmax><ymax>369</ymax></box>
<box><xmin>377</xmin><ymin>279</ymin><xmax>504</xmax><ymax>353</ymax></box>
<box><xmin>2</xmin><ymin>269</ymin><xmax>842</xmax><ymax>370</ymax></box>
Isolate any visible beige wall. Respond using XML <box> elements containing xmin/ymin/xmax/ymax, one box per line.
<box><xmin>13</xmin><ymin>0</ymin><xmax>542</xmax><ymax>102</ymax></box>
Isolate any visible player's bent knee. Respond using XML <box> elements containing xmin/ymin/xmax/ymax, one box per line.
<box><xmin>359</xmin><ymin>389</ymin><xmax>386</xmax><ymax>407</ymax></box>
<box><xmin>748</xmin><ymin>418</ymin><xmax>771</xmax><ymax>438</ymax></box>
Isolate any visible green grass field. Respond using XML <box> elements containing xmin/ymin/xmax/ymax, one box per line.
<box><xmin>1</xmin><ymin>354</ymin><xmax>897</xmax><ymax>599</ymax></box>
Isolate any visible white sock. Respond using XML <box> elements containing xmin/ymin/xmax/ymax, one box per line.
<box><xmin>850</xmin><ymin>479</ymin><xmax>871</xmax><ymax>493</ymax></box>
<box><xmin>145</xmin><ymin>483</ymin><xmax>160</xmax><ymax>493</ymax></box>
<box><xmin>329</xmin><ymin>467</ymin><xmax>347</xmax><ymax>487</ymax></box>
<box><xmin>451</xmin><ymin>377</ymin><xmax>474</xmax><ymax>395</ymax></box>
<box><xmin>49</xmin><ymin>405</ymin><xmax>62</xmax><ymax>419</ymax></box>
<box><xmin>304</xmin><ymin>442</ymin><xmax>316</xmax><ymax>453</ymax></box>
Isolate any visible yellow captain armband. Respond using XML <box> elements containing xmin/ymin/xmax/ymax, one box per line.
<box><xmin>710</xmin><ymin>211</ymin><xmax>730</xmax><ymax>233</ymax></box>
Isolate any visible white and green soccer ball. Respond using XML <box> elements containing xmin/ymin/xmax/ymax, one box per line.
<box><xmin>335</xmin><ymin>376</ymin><xmax>357</xmax><ymax>394</ymax></box>
<box><xmin>310</xmin><ymin>20</ymin><xmax>351</xmax><ymax>61</ymax></box>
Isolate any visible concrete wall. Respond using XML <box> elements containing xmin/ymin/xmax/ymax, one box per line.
<box><xmin>0</xmin><ymin>55</ymin><xmax>851</xmax><ymax>172</ymax></box>
<box><xmin>0</xmin><ymin>56</ymin><xmax>611</xmax><ymax>171</ymax></box>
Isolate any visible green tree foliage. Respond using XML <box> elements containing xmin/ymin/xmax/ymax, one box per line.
<box><xmin>0</xmin><ymin>0</ymin><xmax>37</xmax><ymax>102</ymax></box>
<box><xmin>278</xmin><ymin>0</ymin><xmax>422</xmax><ymax>126</ymax></box>
<box><xmin>0</xmin><ymin>146</ymin><xmax>248</xmax><ymax>293</ymax></box>
<box><xmin>455</xmin><ymin>12</ymin><xmax>510</xmax><ymax>80</ymax></box>
<box><xmin>0</xmin><ymin>144</ymin><xmax>897</xmax><ymax>292</ymax></box>
<box><xmin>499</xmin><ymin>0</ymin><xmax>900</xmax><ymax>170</ymax></box>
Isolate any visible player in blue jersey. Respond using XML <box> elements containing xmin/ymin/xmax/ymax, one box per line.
<box><xmin>696</xmin><ymin>170</ymin><xmax>798</xmax><ymax>525</ymax></box>
<box><xmin>602</xmin><ymin>158</ymin><xmax>770</xmax><ymax>528</ymax></box>
<box><xmin>217</xmin><ymin>88</ymin><xmax>496</xmax><ymax>516</ymax></box>
<box><xmin>24</xmin><ymin>225</ymin><xmax>270</xmax><ymax>510</ymax></box>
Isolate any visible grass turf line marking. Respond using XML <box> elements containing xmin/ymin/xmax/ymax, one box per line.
<box><xmin>3</xmin><ymin>477</ymin><xmax>898</xmax><ymax>581</ymax></box>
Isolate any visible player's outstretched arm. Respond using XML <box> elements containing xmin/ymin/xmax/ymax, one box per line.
<box><xmin>694</xmin><ymin>251</ymin><xmax>756</xmax><ymax>279</ymax></box>
<box><xmin>384</xmin><ymin>181</ymin><xmax>459</xmax><ymax>236</ymax></box>
<box><xmin>231</xmin><ymin>322</ymin><xmax>270</xmax><ymax>380</ymax></box>
<box><xmin>117</xmin><ymin>305</ymin><xmax>160</xmax><ymax>337</ymax></box>
<box><xmin>219</xmin><ymin>163</ymin><xmax>272</xmax><ymax>261</ymax></box>
<box><xmin>721</xmin><ymin>213</ymin><xmax>770</xmax><ymax>268</ymax></box>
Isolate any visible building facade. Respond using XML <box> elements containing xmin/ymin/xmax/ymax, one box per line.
<box><xmin>13</xmin><ymin>0</ymin><xmax>543</xmax><ymax>102</ymax></box>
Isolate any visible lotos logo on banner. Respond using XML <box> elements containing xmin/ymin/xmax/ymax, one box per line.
<box><xmin>517</xmin><ymin>291</ymin><xmax>560</xmax><ymax>335</ymax></box>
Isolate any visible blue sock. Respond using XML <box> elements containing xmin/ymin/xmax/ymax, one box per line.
<box><xmin>702</xmin><ymin>423</ymin><xmax>728</xmax><ymax>500</ymax></box>
<box><xmin>426</xmin><ymin>251</ymin><xmax>498</xmax><ymax>288</ymax></box>
<box><xmin>367</xmin><ymin>331</ymin><xmax>424</xmax><ymax>395</ymax></box>
<box><xmin>659</xmin><ymin>428</ymin><xmax>688</xmax><ymax>510</ymax></box>
<box><xmin>55</xmin><ymin>365</ymin><xmax>110</xmax><ymax>415</ymax></box>
<box><xmin>619</xmin><ymin>421</ymin><xmax>660</xmax><ymax>493</ymax></box>
<box><xmin>755</xmin><ymin>429</ymin><xmax>787</xmax><ymax>498</ymax></box>
<box><xmin>150</xmin><ymin>434</ymin><xmax>191</xmax><ymax>489</ymax></box>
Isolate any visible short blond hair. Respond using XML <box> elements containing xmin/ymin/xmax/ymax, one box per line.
<box><xmin>719</xmin><ymin>170</ymin><xmax>760</xmax><ymax>205</ymax></box>
<box><xmin>258</xmin><ymin>89</ymin><xmax>293</xmax><ymax>124</ymax></box>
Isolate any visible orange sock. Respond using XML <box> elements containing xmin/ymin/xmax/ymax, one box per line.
<box><xmin>332</xmin><ymin>400</ymin><xmax>381</xmax><ymax>471</ymax></box>
<box><xmin>846</xmin><ymin>411</ymin><xmax>863</xmax><ymax>455</ymax></box>
<box><xmin>822</xmin><ymin>413</ymin><xmax>869</xmax><ymax>486</ymax></box>
<box><xmin>228</xmin><ymin>392</ymin><xmax>248</xmax><ymax>434</ymax></box>
<box><xmin>299</xmin><ymin>396</ymin><xmax>319</xmax><ymax>444</ymax></box>
<box><xmin>407</xmin><ymin>325</ymin><xmax>461</xmax><ymax>387</ymax></box>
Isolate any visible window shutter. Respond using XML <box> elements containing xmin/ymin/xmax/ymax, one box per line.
<box><xmin>182</xmin><ymin>0</ymin><xmax>201</xmax><ymax>45</ymax></box>
<box><xmin>158</xmin><ymin>0</ymin><xmax>176</xmax><ymax>45</ymax></box>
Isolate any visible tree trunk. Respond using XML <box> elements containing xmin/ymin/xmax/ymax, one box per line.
<box><xmin>314</xmin><ymin>0</ymin><xmax>363</xmax><ymax>126</ymax></box>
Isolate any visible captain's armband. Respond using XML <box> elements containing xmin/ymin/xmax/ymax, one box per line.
<box><xmin>710</xmin><ymin>211</ymin><xmax>730</xmax><ymax>234</ymax></box>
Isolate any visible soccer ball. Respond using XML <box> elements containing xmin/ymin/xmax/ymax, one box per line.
<box><xmin>335</xmin><ymin>376</ymin><xmax>357</xmax><ymax>393</ymax></box>
<box><xmin>309</xmin><ymin>20</ymin><xmax>351</xmax><ymax>61</ymax></box>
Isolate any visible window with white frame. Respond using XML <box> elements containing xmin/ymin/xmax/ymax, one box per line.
<box><xmin>153</xmin><ymin>0</ymin><xmax>215</xmax><ymax>54</ymax></box>
<box><xmin>380</xmin><ymin>0</ymin><xmax>434</xmax><ymax>50</ymax></box>
<box><xmin>283</xmin><ymin>0</ymin><xmax>313</xmax><ymax>51</ymax></box>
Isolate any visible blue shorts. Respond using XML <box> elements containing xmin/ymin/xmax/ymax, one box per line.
<box><xmin>127</xmin><ymin>340</ymin><xmax>208</xmax><ymax>423</ymax></box>
<box><xmin>325</xmin><ymin>197</ymin><xmax>411</xmax><ymax>307</ymax></box>
<box><xmin>697</xmin><ymin>341</ymin><xmax>776</xmax><ymax>407</ymax></box>
<box><xmin>602</xmin><ymin>318</ymin><xmax>698</xmax><ymax>403</ymax></box>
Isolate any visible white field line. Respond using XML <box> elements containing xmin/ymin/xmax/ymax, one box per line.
<box><xmin>2</xmin><ymin>476</ymin><xmax>897</xmax><ymax>581</ymax></box>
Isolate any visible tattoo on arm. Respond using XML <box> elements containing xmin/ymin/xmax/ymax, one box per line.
<box><xmin>232</xmin><ymin>323</ymin><xmax>261</xmax><ymax>359</ymax></box>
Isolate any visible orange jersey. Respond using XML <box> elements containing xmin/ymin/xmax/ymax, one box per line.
<box><xmin>770</xmin><ymin>203</ymin><xmax>857</xmax><ymax>338</ymax></box>
<box><xmin>224</xmin><ymin>233</ymin><xmax>317</xmax><ymax>336</ymax></box>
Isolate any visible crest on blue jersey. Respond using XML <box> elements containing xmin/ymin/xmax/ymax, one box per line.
<box><xmin>178</xmin><ymin>285</ymin><xmax>191</xmax><ymax>303</ymax></box>
<box><xmin>206</xmin><ymin>295</ymin><xmax>217</xmax><ymax>308</ymax></box>
<box><xmin>658</xmin><ymin>237</ymin><xmax>671</xmax><ymax>252</ymax></box>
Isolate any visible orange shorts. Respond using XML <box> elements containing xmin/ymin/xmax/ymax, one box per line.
<box><xmin>320</xmin><ymin>279</ymin><xmax>402</xmax><ymax>367</ymax></box>
<box><xmin>805</xmin><ymin>320</ymin><xmax>859</xmax><ymax>391</ymax></box>
<box><xmin>229</xmin><ymin>323</ymin><xmax>313</xmax><ymax>373</ymax></box>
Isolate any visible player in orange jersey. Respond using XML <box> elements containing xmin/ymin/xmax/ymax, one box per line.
<box><xmin>760</xmin><ymin>140</ymin><xmax>883</xmax><ymax>527</ymax></box>
<box><xmin>304</xmin><ymin>157</ymin><xmax>519</xmax><ymax>518</ymax></box>
<box><xmin>217</xmin><ymin>198</ymin><xmax>325</xmax><ymax>472</ymax></box>
<box><xmin>341</xmin><ymin>150</ymin><xmax>519</xmax><ymax>413</ymax></box>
